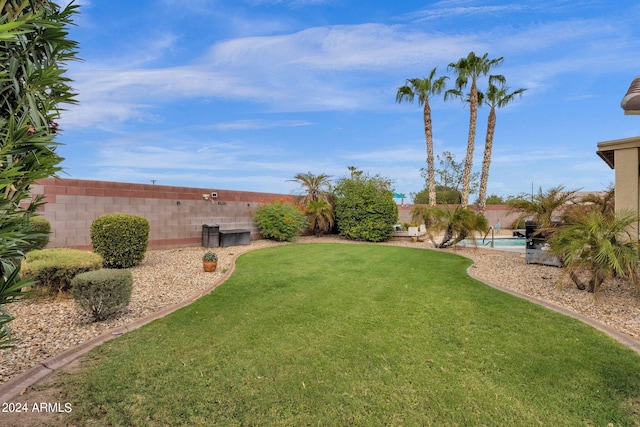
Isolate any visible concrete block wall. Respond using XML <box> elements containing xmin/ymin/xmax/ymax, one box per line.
<box><xmin>31</xmin><ymin>178</ymin><xmax>289</xmax><ymax>250</ymax></box>
<box><xmin>29</xmin><ymin>178</ymin><xmax>522</xmax><ymax>250</ymax></box>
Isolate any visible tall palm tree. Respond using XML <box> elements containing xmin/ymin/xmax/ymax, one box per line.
<box><xmin>549</xmin><ymin>209</ymin><xmax>640</xmax><ymax>293</ymax></box>
<box><xmin>396</xmin><ymin>68</ymin><xmax>448</xmax><ymax>207</ymax></box>
<box><xmin>477</xmin><ymin>76</ymin><xmax>526</xmax><ymax>216</ymax></box>
<box><xmin>446</xmin><ymin>52</ymin><xmax>503</xmax><ymax>207</ymax></box>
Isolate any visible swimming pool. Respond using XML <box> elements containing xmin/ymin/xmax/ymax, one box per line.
<box><xmin>460</xmin><ymin>237</ymin><xmax>525</xmax><ymax>248</ymax></box>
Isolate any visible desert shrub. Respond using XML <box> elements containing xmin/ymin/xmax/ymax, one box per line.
<box><xmin>253</xmin><ymin>199</ymin><xmax>308</xmax><ymax>242</ymax></box>
<box><xmin>334</xmin><ymin>171</ymin><xmax>398</xmax><ymax>242</ymax></box>
<box><xmin>71</xmin><ymin>269</ymin><xmax>133</xmax><ymax>321</ymax></box>
<box><xmin>25</xmin><ymin>216</ymin><xmax>51</xmax><ymax>251</ymax></box>
<box><xmin>21</xmin><ymin>248</ymin><xmax>103</xmax><ymax>294</ymax></box>
<box><xmin>91</xmin><ymin>214</ymin><xmax>149</xmax><ymax>268</ymax></box>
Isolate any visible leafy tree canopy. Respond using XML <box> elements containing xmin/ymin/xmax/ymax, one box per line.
<box><xmin>0</xmin><ymin>0</ymin><xmax>79</xmax><ymax>348</ymax></box>
<box><xmin>334</xmin><ymin>168</ymin><xmax>398</xmax><ymax>242</ymax></box>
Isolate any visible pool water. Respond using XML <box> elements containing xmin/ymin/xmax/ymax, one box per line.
<box><xmin>461</xmin><ymin>237</ymin><xmax>525</xmax><ymax>247</ymax></box>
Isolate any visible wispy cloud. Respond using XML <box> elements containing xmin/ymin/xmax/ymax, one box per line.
<box><xmin>65</xmin><ymin>10</ymin><xmax>640</xmax><ymax>129</ymax></box>
<box><xmin>406</xmin><ymin>4</ymin><xmax>527</xmax><ymax>22</ymax></box>
<box><xmin>211</xmin><ymin>119</ymin><xmax>313</xmax><ymax>130</ymax></box>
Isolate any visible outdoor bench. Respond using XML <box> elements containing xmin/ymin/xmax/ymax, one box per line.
<box><xmin>219</xmin><ymin>229</ymin><xmax>251</xmax><ymax>247</ymax></box>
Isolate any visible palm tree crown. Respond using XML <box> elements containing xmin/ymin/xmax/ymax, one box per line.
<box><xmin>288</xmin><ymin>172</ymin><xmax>333</xmax><ymax>206</ymax></box>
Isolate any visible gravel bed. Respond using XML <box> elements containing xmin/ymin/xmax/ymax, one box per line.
<box><xmin>1</xmin><ymin>236</ymin><xmax>640</xmax><ymax>385</ymax></box>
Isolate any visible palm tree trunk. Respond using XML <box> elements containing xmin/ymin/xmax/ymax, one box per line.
<box><xmin>477</xmin><ymin>107</ymin><xmax>496</xmax><ymax>216</ymax></box>
<box><xmin>424</xmin><ymin>103</ymin><xmax>436</xmax><ymax>207</ymax></box>
<box><xmin>438</xmin><ymin>226</ymin><xmax>454</xmax><ymax>248</ymax></box>
<box><xmin>461</xmin><ymin>80</ymin><xmax>478</xmax><ymax>207</ymax></box>
<box><xmin>569</xmin><ymin>271</ymin><xmax>587</xmax><ymax>291</ymax></box>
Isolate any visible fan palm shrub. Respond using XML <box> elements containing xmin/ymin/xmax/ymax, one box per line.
<box><xmin>508</xmin><ymin>185</ymin><xmax>578</xmax><ymax>229</ymax></box>
<box><xmin>413</xmin><ymin>205</ymin><xmax>488</xmax><ymax>248</ymax></box>
<box><xmin>288</xmin><ymin>172</ymin><xmax>335</xmax><ymax>236</ymax></box>
<box><xmin>549</xmin><ymin>209</ymin><xmax>640</xmax><ymax>293</ymax></box>
<box><xmin>306</xmin><ymin>199</ymin><xmax>335</xmax><ymax>236</ymax></box>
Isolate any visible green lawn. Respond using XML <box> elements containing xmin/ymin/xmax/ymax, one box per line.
<box><xmin>60</xmin><ymin>244</ymin><xmax>640</xmax><ymax>426</ymax></box>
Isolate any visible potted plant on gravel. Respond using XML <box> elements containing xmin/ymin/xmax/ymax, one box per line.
<box><xmin>202</xmin><ymin>251</ymin><xmax>218</xmax><ymax>272</ymax></box>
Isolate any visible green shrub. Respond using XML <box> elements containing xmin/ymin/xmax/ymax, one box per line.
<box><xmin>25</xmin><ymin>216</ymin><xmax>51</xmax><ymax>251</ymax></box>
<box><xmin>91</xmin><ymin>214</ymin><xmax>149</xmax><ymax>268</ymax></box>
<box><xmin>253</xmin><ymin>199</ymin><xmax>308</xmax><ymax>242</ymax></box>
<box><xmin>334</xmin><ymin>171</ymin><xmax>398</xmax><ymax>242</ymax></box>
<box><xmin>71</xmin><ymin>269</ymin><xmax>133</xmax><ymax>321</ymax></box>
<box><xmin>21</xmin><ymin>248</ymin><xmax>103</xmax><ymax>294</ymax></box>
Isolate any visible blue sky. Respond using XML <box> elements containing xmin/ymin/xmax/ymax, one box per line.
<box><xmin>55</xmin><ymin>0</ymin><xmax>640</xmax><ymax>201</ymax></box>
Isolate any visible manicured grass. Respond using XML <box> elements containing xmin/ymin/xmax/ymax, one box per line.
<box><xmin>60</xmin><ymin>244</ymin><xmax>640</xmax><ymax>426</ymax></box>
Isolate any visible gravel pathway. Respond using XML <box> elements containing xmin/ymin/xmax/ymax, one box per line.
<box><xmin>1</xmin><ymin>236</ymin><xmax>640</xmax><ymax>385</ymax></box>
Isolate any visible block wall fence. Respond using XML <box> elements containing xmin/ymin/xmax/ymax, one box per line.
<box><xmin>30</xmin><ymin>178</ymin><xmax>291</xmax><ymax>250</ymax></box>
<box><xmin>30</xmin><ymin>178</ymin><xmax>520</xmax><ymax>250</ymax></box>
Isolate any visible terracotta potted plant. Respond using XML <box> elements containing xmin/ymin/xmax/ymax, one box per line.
<box><xmin>202</xmin><ymin>250</ymin><xmax>218</xmax><ymax>272</ymax></box>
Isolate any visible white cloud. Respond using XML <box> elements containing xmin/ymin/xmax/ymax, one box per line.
<box><xmin>63</xmin><ymin>10</ymin><xmax>640</xmax><ymax>133</ymax></box>
<box><xmin>211</xmin><ymin>119</ymin><xmax>313</xmax><ymax>130</ymax></box>
<box><xmin>405</xmin><ymin>4</ymin><xmax>527</xmax><ymax>22</ymax></box>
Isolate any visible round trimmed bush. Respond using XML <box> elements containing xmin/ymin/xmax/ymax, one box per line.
<box><xmin>90</xmin><ymin>214</ymin><xmax>149</xmax><ymax>268</ymax></box>
<box><xmin>71</xmin><ymin>269</ymin><xmax>133</xmax><ymax>321</ymax></box>
<box><xmin>25</xmin><ymin>216</ymin><xmax>51</xmax><ymax>251</ymax></box>
<box><xmin>253</xmin><ymin>199</ymin><xmax>308</xmax><ymax>242</ymax></box>
<box><xmin>334</xmin><ymin>173</ymin><xmax>398</xmax><ymax>242</ymax></box>
<box><xmin>21</xmin><ymin>248</ymin><xmax>103</xmax><ymax>294</ymax></box>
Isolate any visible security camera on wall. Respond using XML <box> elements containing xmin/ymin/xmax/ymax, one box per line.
<box><xmin>211</xmin><ymin>192</ymin><xmax>218</xmax><ymax>199</ymax></box>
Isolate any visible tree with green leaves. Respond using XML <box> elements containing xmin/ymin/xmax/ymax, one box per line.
<box><xmin>421</xmin><ymin>150</ymin><xmax>478</xmax><ymax>204</ymax></box>
<box><xmin>396</xmin><ymin>68</ymin><xmax>448</xmax><ymax>207</ymax></box>
<box><xmin>477</xmin><ymin>76</ymin><xmax>526</xmax><ymax>216</ymax></box>
<box><xmin>334</xmin><ymin>168</ymin><xmax>397</xmax><ymax>242</ymax></box>
<box><xmin>0</xmin><ymin>0</ymin><xmax>79</xmax><ymax>348</ymax></box>
<box><xmin>446</xmin><ymin>52</ymin><xmax>503</xmax><ymax>207</ymax></box>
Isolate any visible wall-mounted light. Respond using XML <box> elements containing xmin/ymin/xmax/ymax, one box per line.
<box><xmin>211</xmin><ymin>192</ymin><xmax>218</xmax><ymax>199</ymax></box>
<box><xmin>202</xmin><ymin>194</ymin><xmax>210</xmax><ymax>200</ymax></box>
